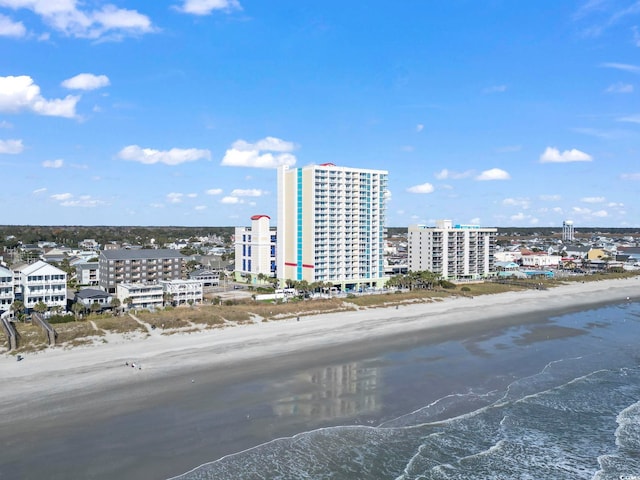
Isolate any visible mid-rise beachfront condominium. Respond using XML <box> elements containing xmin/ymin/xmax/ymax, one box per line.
<box><xmin>408</xmin><ymin>220</ymin><xmax>497</xmax><ymax>281</ymax></box>
<box><xmin>277</xmin><ymin>163</ymin><xmax>388</xmax><ymax>291</ymax></box>
<box><xmin>234</xmin><ymin>214</ymin><xmax>277</xmax><ymax>283</ymax></box>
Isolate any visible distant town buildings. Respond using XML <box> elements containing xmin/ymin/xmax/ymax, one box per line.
<box><xmin>234</xmin><ymin>214</ymin><xmax>277</xmax><ymax>283</ymax></box>
<box><xmin>277</xmin><ymin>163</ymin><xmax>388</xmax><ymax>291</ymax></box>
<box><xmin>407</xmin><ymin>220</ymin><xmax>497</xmax><ymax>281</ymax></box>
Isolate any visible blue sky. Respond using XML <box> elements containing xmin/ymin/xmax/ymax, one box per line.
<box><xmin>1</xmin><ymin>0</ymin><xmax>639</xmax><ymax>228</ymax></box>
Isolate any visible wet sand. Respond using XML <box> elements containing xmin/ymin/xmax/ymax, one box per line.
<box><xmin>0</xmin><ymin>277</ymin><xmax>638</xmax><ymax>479</ymax></box>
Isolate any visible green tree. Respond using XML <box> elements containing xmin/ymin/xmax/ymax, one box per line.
<box><xmin>109</xmin><ymin>297</ymin><xmax>121</xmax><ymax>316</ymax></box>
<box><xmin>11</xmin><ymin>300</ymin><xmax>25</xmax><ymax>320</ymax></box>
<box><xmin>90</xmin><ymin>301</ymin><xmax>102</xmax><ymax>314</ymax></box>
<box><xmin>33</xmin><ymin>301</ymin><xmax>48</xmax><ymax>315</ymax></box>
<box><xmin>72</xmin><ymin>302</ymin><xmax>85</xmax><ymax>320</ymax></box>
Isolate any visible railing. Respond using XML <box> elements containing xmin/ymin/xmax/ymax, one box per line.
<box><xmin>31</xmin><ymin>312</ymin><xmax>57</xmax><ymax>346</ymax></box>
<box><xmin>1</xmin><ymin>313</ymin><xmax>18</xmax><ymax>350</ymax></box>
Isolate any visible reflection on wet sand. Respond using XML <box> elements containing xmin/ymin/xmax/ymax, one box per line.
<box><xmin>273</xmin><ymin>362</ymin><xmax>382</xmax><ymax>420</ymax></box>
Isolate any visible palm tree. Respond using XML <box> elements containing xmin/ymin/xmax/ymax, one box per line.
<box><xmin>72</xmin><ymin>302</ymin><xmax>85</xmax><ymax>320</ymax></box>
<box><xmin>109</xmin><ymin>297</ymin><xmax>121</xmax><ymax>316</ymax></box>
<box><xmin>90</xmin><ymin>301</ymin><xmax>102</xmax><ymax>315</ymax></box>
<box><xmin>33</xmin><ymin>301</ymin><xmax>48</xmax><ymax>315</ymax></box>
<box><xmin>11</xmin><ymin>300</ymin><xmax>25</xmax><ymax>321</ymax></box>
<box><xmin>123</xmin><ymin>297</ymin><xmax>134</xmax><ymax>310</ymax></box>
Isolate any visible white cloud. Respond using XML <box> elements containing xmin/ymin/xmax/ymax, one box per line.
<box><xmin>42</xmin><ymin>158</ymin><xmax>64</xmax><ymax>168</ymax></box>
<box><xmin>476</xmin><ymin>168</ymin><xmax>511</xmax><ymax>181</ymax></box>
<box><xmin>434</xmin><ymin>168</ymin><xmax>473</xmax><ymax>180</ymax></box>
<box><xmin>118</xmin><ymin>145</ymin><xmax>211</xmax><ymax>165</ymax></box>
<box><xmin>617</xmin><ymin>114</ymin><xmax>640</xmax><ymax>124</ymax></box>
<box><xmin>59</xmin><ymin>194</ymin><xmax>107</xmax><ymax>207</ymax></box>
<box><xmin>539</xmin><ymin>194</ymin><xmax>562</xmax><ymax>201</ymax></box>
<box><xmin>205</xmin><ymin>188</ymin><xmax>223</xmax><ymax>195</ymax></box>
<box><xmin>187</xmin><ymin>193</ymin><xmax>197</xmax><ymax>198</ymax></box>
<box><xmin>621</xmin><ymin>172</ymin><xmax>640</xmax><ymax>180</ymax></box>
<box><xmin>0</xmin><ymin>13</ymin><xmax>25</xmax><ymax>37</ymax></box>
<box><xmin>572</xmin><ymin>206</ymin><xmax>609</xmax><ymax>218</ymax></box>
<box><xmin>509</xmin><ymin>212</ymin><xmax>538</xmax><ymax>224</ymax></box>
<box><xmin>416</xmin><ymin>124</ymin><xmax>424</xmax><ymax>132</ymax></box>
<box><xmin>221</xmin><ymin>136</ymin><xmax>297</xmax><ymax>169</ymax></box>
<box><xmin>194</xmin><ymin>205</ymin><xmax>206</xmax><ymax>211</ymax></box>
<box><xmin>503</xmin><ymin>197</ymin><xmax>530</xmax><ymax>209</ymax></box>
<box><xmin>50</xmin><ymin>192</ymin><xmax>73</xmax><ymax>201</ymax></box>
<box><xmin>605</xmin><ymin>82</ymin><xmax>634</xmax><ymax>93</ymax></box>
<box><xmin>0</xmin><ymin>138</ymin><xmax>23</xmax><ymax>154</ymax></box>
<box><xmin>221</xmin><ymin>196</ymin><xmax>240</xmax><ymax>204</ymax></box>
<box><xmin>230</xmin><ymin>188</ymin><xmax>265</xmax><ymax>197</ymax></box>
<box><xmin>600</xmin><ymin>62</ymin><xmax>640</xmax><ymax>74</ymax></box>
<box><xmin>32</xmin><ymin>187</ymin><xmax>46</xmax><ymax>194</ymax></box>
<box><xmin>0</xmin><ymin>1</ymin><xmax>155</xmax><ymax>40</ymax></box>
<box><xmin>607</xmin><ymin>202</ymin><xmax>624</xmax><ymax>208</ymax></box>
<box><xmin>176</xmin><ymin>0</ymin><xmax>241</xmax><ymax>15</ymax></box>
<box><xmin>482</xmin><ymin>84</ymin><xmax>507</xmax><ymax>94</ymax></box>
<box><xmin>0</xmin><ymin>120</ymin><xmax>12</xmax><ymax>128</ymax></box>
<box><xmin>406</xmin><ymin>182</ymin><xmax>434</xmax><ymax>194</ymax></box>
<box><xmin>581</xmin><ymin>196</ymin><xmax>605</xmax><ymax>203</ymax></box>
<box><xmin>166</xmin><ymin>192</ymin><xmax>184</xmax><ymax>204</ymax></box>
<box><xmin>61</xmin><ymin>73</ymin><xmax>110</xmax><ymax>90</ymax></box>
<box><xmin>539</xmin><ymin>147</ymin><xmax>592</xmax><ymax>163</ymax></box>
<box><xmin>0</xmin><ymin>75</ymin><xmax>79</xmax><ymax>118</ymax></box>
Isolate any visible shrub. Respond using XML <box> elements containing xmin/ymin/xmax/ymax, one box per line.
<box><xmin>460</xmin><ymin>286</ymin><xmax>471</xmax><ymax>292</ymax></box>
<box><xmin>440</xmin><ymin>280</ymin><xmax>456</xmax><ymax>289</ymax></box>
<box><xmin>48</xmin><ymin>314</ymin><xmax>77</xmax><ymax>324</ymax></box>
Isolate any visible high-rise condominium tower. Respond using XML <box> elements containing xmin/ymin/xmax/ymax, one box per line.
<box><xmin>277</xmin><ymin>163</ymin><xmax>388</xmax><ymax>291</ymax></box>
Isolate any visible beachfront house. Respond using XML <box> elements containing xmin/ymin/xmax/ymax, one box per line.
<box><xmin>159</xmin><ymin>279</ymin><xmax>204</xmax><ymax>306</ymax></box>
<box><xmin>74</xmin><ymin>288</ymin><xmax>113</xmax><ymax>312</ymax></box>
<box><xmin>15</xmin><ymin>260</ymin><xmax>67</xmax><ymax>313</ymax></box>
<box><xmin>0</xmin><ymin>265</ymin><xmax>14</xmax><ymax>315</ymax></box>
<box><xmin>116</xmin><ymin>283</ymin><xmax>164</xmax><ymax>311</ymax></box>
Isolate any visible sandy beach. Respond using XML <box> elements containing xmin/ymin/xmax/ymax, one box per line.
<box><xmin>2</xmin><ymin>277</ymin><xmax>638</xmax><ymax>401</ymax></box>
<box><xmin>1</xmin><ymin>277</ymin><xmax>638</xmax><ymax>479</ymax></box>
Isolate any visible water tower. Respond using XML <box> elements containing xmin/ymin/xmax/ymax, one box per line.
<box><xmin>562</xmin><ymin>220</ymin><xmax>575</xmax><ymax>242</ymax></box>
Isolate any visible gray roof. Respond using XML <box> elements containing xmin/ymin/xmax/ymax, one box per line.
<box><xmin>76</xmin><ymin>288</ymin><xmax>110</xmax><ymax>300</ymax></box>
<box><xmin>100</xmin><ymin>249</ymin><xmax>185</xmax><ymax>260</ymax></box>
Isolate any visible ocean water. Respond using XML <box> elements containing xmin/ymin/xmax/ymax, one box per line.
<box><xmin>172</xmin><ymin>300</ymin><xmax>640</xmax><ymax>480</ymax></box>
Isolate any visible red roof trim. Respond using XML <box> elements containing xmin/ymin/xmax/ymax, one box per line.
<box><xmin>251</xmin><ymin>214</ymin><xmax>270</xmax><ymax>220</ymax></box>
<box><xmin>319</xmin><ymin>163</ymin><xmax>336</xmax><ymax>167</ymax></box>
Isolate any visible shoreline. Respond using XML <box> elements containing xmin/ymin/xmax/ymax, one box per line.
<box><xmin>1</xmin><ymin>276</ymin><xmax>638</xmax><ymax>480</ymax></box>
<box><xmin>1</xmin><ymin>277</ymin><xmax>638</xmax><ymax>411</ymax></box>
